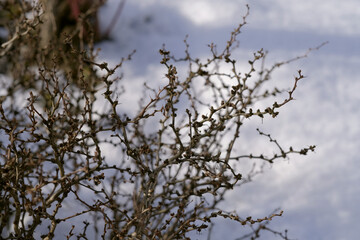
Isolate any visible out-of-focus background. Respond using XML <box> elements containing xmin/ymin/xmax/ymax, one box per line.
<box><xmin>98</xmin><ymin>0</ymin><xmax>359</xmax><ymax>239</ymax></box>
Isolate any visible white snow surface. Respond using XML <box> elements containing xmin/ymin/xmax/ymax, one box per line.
<box><xmin>95</xmin><ymin>0</ymin><xmax>360</xmax><ymax>239</ymax></box>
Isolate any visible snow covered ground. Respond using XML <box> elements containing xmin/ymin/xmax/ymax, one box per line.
<box><xmin>97</xmin><ymin>0</ymin><xmax>360</xmax><ymax>239</ymax></box>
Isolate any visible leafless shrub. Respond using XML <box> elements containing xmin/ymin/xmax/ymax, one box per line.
<box><xmin>0</xmin><ymin>1</ymin><xmax>323</xmax><ymax>239</ymax></box>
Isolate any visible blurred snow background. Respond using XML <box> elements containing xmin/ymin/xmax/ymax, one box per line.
<box><xmin>96</xmin><ymin>0</ymin><xmax>360</xmax><ymax>239</ymax></box>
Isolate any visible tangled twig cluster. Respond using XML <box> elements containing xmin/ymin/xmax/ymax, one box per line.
<box><xmin>0</xmin><ymin>2</ymin><xmax>322</xmax><ymax>239</ymax></box>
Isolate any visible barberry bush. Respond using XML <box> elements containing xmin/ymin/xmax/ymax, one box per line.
<box><xmin>0</xmin><ymin>1</ymin><xmax>321</xmax><ymax>239</ymax></box>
